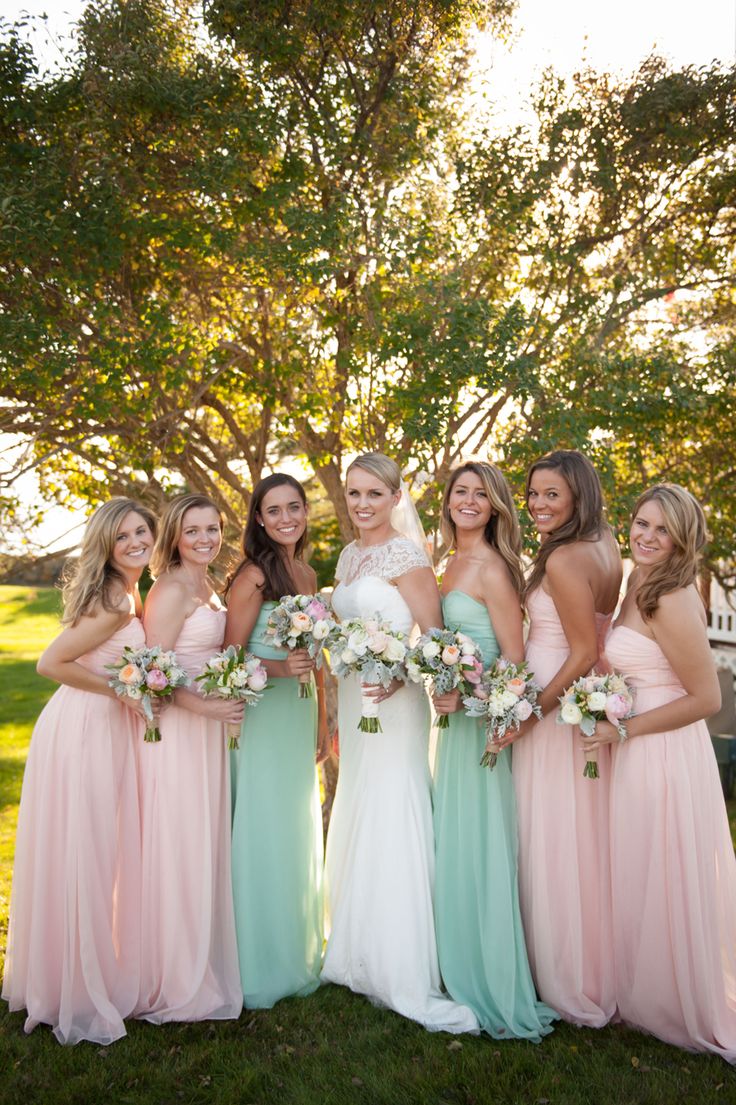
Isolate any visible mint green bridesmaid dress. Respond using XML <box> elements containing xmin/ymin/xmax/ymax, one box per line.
<box><xmin>434</xmin><ymin>590</ymin><xmax>556</xmax><ymax>1040</ymax></box>
<box><xmin>230</xmin><ymin>601</ymin><xmax>324</xmax><ymax>1008</ymax></box>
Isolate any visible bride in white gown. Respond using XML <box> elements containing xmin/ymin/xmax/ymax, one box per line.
<box><xmin>322</xmin><ymin>453</ymin><xmax>478</xmax><ymax>1034</ymax></box>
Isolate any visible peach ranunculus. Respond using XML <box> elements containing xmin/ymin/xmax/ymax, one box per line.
<box><xmin>441</xmin><ymin>644</ymin><xmax>461</xmax><ymax>666</ymax></box>
<box><xmin>119</xmin><ymin>663</ymin><xmax>144</xmax><ymax>685</ymax></box>
<box><xmin>506</xmin><ymin>677</ymin><xmax>527</xmax><ymax>697</ymax></box>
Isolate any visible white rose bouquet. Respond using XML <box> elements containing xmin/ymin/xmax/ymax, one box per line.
<box><xmin>557</xmin><ymin>671</ymin><xmax>635</xmax><ymax>778</ymax></box>
<box><xmin>195</xmin><ymin>645</ymin><xmax>269</xmax><ymax>750</ymax></box>
<box><xmin>463</xmin><ymin>658</ymin><xmax>543</xmax><ymax>769</ymax></box>
<box><xmin>329</xmin><ymin>616</ymin><xmax>409</xmax><ymax>733</ymax></box>
<box><xmin>264</xmin><ymin>593</ymin><xmax>337</xmax><ymax>698</ymax></box>
<box><xmin>107</xmin><ymin>645</ymin><xmax>190</xmax><ymax>743</ymax></box>
<box><xmin>405</xmin><ymin>628</ymin><xmax>484</xmax><ymax>730</ymax></box>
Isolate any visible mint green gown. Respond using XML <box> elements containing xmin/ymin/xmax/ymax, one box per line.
<box><xmin>433</xmin><ymin>590</ymin><xmax>557</xmax><ymax>1040</ymax></box>
<box><xmin>230</xmin><ymin>601</ymin><xmax>324</xmax><ymax>1008</ymax></box>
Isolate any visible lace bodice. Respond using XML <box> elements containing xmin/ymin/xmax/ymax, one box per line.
<box><xmin>335</xmin><ymin>537</ymin><xmax>430</xmax><ymax>586</ymax></box>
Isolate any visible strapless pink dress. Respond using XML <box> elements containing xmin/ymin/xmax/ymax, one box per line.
<box><xmin>512</xmin><ymin>587</ymin><xmax>614</xmax><ymax>1026</ymax></box>
<box><xmin>606</xmin><ymin>625</ymin><xmax>736</xmax><ymax>1061</ymax></box>
<box><xmin>2</xmin><ymin>619</ymin><xmax>144</xmax><ymax>1045</ymax></box>
<box><xmin>136</xmin><ymin>606</ymin><xmax>241</xmax><ymax>1021</ymax></box>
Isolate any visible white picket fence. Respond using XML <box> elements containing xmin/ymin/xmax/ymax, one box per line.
<box><xmin>709</xmin><ymin>578</ymin><xmax>736</xmax><ymax>644</ymax></box>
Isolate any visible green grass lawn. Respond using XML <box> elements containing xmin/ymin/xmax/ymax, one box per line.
<box><xmin>1</xmin><ymin>584</ymin><xmax>735</xmax><ymax>1104</ymax></box>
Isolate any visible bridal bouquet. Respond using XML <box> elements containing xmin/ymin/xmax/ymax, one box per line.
<box><xmin>463</xmin><ymin>658</ymin><xmax>543</xmax><ymax>769</ymax></box>
<box><xmin>329</xmin><ymin>616</ymin><xmax>408</xmax><ymax>733</ymax></box>
<box><xmin>195</xmin><ymin>646</ymin><xmax>269</xmax><ymax>750</ymax></box>
<box><xmin>264</xmin><ymin>593</ymin><xmax>337</xmax><ymax>698</ymax></box>
<box><xmin>405</xmin><ymin>628</ymin><xmax>484</xmax><ymax>730</ymax></box>
<box><xmin>557</xmin><ymin>671</ymin><xmax>635</xmax><ymax>778</ymax></box>
<box><xmin>107</xmin><ymin>645</ymin><xmax>190</xmax><ymax>742</ymax></box>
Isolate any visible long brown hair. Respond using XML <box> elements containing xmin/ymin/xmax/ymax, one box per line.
<box><xmin>150</xmin><ymin>493</ymin><xmax>223</xmax><ymax>578</ymax></box>
<box><xmin>632</xmin><ymin>484</ymin><xmax>708</xmax><ymax>620</ymax></box>
<box><xmin>61</xmin><ymin>498</ymin><xmax>157</xmax><ymax>626</ymax></box>
<box><xmin>224</xmin><ymin>474</ymin><xmax>308</xmax><ymax>603</ymax></box>
<box><xmin>440</xmin><ymin>461</ymin><xmax>525</xmax><ymax>596</ymax></box>
<box><xmin>524</xmin><ymin>449</ymin><xmax>605</xmax><ymax>598</ymax></box>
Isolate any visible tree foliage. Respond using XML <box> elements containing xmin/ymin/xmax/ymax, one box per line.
<box><xmin>0</xmin><ymin>1</ymin><xmax>734</xmax><ymax>580</ymax></box>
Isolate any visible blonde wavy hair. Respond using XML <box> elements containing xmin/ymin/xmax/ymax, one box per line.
<box><xmin>440</xmin><ymin>461</ymin><xmax>525</xmax><ymax>596</ymax></box>
<box><xmin>150</xmin><ymin>493</ymin><xmax>223</xmax><ymax>578</ymax></box>
<box><xmin>633</xmin><ymin>483</ymin><xmax>708</xmax><ymax>620</ymax></box>
<box><xmin>61</xmin><ymin>498</ymin><xmax>157</xmax><ymax>626</ymax></box>
<box><xmin>345</xmin><ymin>452</ymin><xmax>401</xmax><ymax>493</ymax></box>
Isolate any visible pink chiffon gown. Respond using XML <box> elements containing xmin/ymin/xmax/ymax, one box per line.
<box><xmin>606</xmin><ymin>625</ymin><xmax>736</xmax><ymax>1061</ymax></box>
<box><xmin>135</xmin><ymin>605</ymin><xmax>241</xmax><ymax>1022</ymax></box>
<box><xmin>2</xmin><ymin>619</ymin><xmax>144</xmax><ymax>1045</ymax></box>
<box><xmin>512</xmin><ymin>587</ymin><xmax>615</xmax><ymax>1026</ymax></box>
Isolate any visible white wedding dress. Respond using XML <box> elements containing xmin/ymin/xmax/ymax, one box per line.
<box><xmin>322</xmin><ymin>537</ymin><xmax>479</xmax><ymax>1033</ymax></box>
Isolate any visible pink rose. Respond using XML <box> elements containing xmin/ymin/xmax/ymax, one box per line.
<box><xmin>464</xmin><ymin>659</ymin><xmax>483</xmax><ymax>685</ymax></box>
<box><xmin>367</xmin><ymin>631</ymin><xmax>389</xmax><ymax>653</ymax></box>
<box><xmin>306</xmin><ymin>599</ymin><xmax>328</xmax><ymax>619</ymax></box>
<box><xmin>146</xmin><ymin>668</ymin><xmax>169</xmax><ymax>691</ymax></box>
<box><xmin>247</xmin><ymin>667</ymin><xmax>268</xmax><ymax>692</ymax></box>
<box><xmin>604</xmin><ymin>693</ymin><xmax>630</xmax><ymax>724</ymax></box>
<box><xmin>441</xmin><ymin>644</ymin><xmax>461</xmax><ymax>666</ymax></box>
<box><xmin>506</xmin><ymin>677</ymin><xmax>527</xmax><ymax>697</ymax></box>
<box><xmin>514</xmin><ymin>699</ymin><xmax>533</xmax><ymax>721</ymax></box>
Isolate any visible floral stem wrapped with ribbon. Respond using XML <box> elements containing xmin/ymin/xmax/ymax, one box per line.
<box><xmin>557</xmin><ymin>671</ymin><xmax>635</xmax><ymax>778</ymax></box>
<box><xmin>195</xmin><ymin>645</ymin><xmax>269</xmax><ymax>749</ymax></box>
<box><xmin>463</xmin><ymin>658</ymin><xmax>543</xmax><ymax>768</ymax></box>
<box><xmin>107</xmin><ymin>645</ymin><xmax>190</xmax><ymax>742</ymax></box>
<box><xmin>329</xmin><ymin>616</ymin><xmax>408</xmax><ymax>733</ymax></box>
<box><xmin>264</xmin><ymin>593</ymin><xmax>337</xmax><ymax>698</ymax></box>
<box><xmin>405</xmin><ymin>628</ymin><xmax>484</xmax><ymax>730</ymax></box>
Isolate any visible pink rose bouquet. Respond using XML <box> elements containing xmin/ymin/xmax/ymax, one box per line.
<box><xmin>405</xmin><ymin>628</ymin><xmax>484</xmax><ymax>730</ymax></box>
<box><xmin>195</xmin><ymin>645</ymin><xmax>269</xmax><ymax>749</ymax></box>
<box><xmin>264</xmin><ymin>593</ymin><xmax>337</xmax><ymax>698</ymax></box>
<box><xmin>557</xmin><ymin>671</ymin><xmax>635</xmax><ymax>778</ymax></box>
<box><xmin>107</xmin><ymin>645</ymin><xmax>190</xmax><ymax>742</ymax></box>
<box><xmin>463</xmin><ymin>658</ymin><xmax>543</xmax><ymax>769</ymax></box>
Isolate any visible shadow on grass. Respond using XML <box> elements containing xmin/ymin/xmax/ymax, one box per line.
<box><xmin>0</xmin><ymin>659</ymin><xmax>54</xmax><ymax>727</ymax></box>
<box><xmin>0</xmin><ymin>755</ymin><xmax>25</xmax><ymax>812</ymax></box>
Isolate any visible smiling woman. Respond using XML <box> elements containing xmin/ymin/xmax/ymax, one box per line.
<box><xmin>2</xmin><ymin>497</ymin><xmax>158</xmax><ymax>1045</ymax></box>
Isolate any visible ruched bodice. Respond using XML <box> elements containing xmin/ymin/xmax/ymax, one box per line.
<box><xmin>526</xmin><ymin>588</ymin><xmax>611</xmax><ymax>684</ymax></box>
<box><xmin>79</xmin><ymin>618</ymin><xmax>145</xmax><ymax>677</ymax></box>
<box><xmin>246</xmin><ymin>601</ymin><xmax>285</xmax><ymax>662</ymax></box>
<box><xmin>169</xmin><ymin>605</ymin><xmax>226</xmax><ymax>677</ymax></box>
<box><xmin>441</xmin><ymin>591</ymin><xmax>499</xmax><ymax>668</ymax></box>
<box><xmin>605</xmin><ymin>626</ymin><xmax>686</xmax><ymax>707</ymax></box>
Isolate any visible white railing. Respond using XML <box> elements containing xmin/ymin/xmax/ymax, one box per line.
<box><xmin>709</xmin><ymin>578</ymin><xmax>736</xmax><ymax>646</ymax></box>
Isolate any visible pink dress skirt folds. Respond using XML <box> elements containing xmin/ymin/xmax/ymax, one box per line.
<box><xmin>2</xmin><ymin>619</ymin><xmax>144</xmax><ymax>1045</ymax></box>
<box><xmin>606</xmin><ymin>626</ymin><xmax>736</xmax><ymax>1061</ymax></box>
<box><xmin>512</xmin><ymin>587</ymin><xmax>615</xmax><ymax>1026</ymax></box>
<box><xmin>136</xmin><ymin>605</ymin><xmax>241</xmax><ymax>1022</ymax></box>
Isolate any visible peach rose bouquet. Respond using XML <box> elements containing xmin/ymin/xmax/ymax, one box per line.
<box><xmin>463</xmin><ymin>658</ymin><xmax>543</xmax><ymax>768</ymax></box>
<box><xmin>406</xmin><ymin>628</ymin><xmax>484</xmax><ymax>730</ymax></box>
<box><xmin>107</xmin><ymin>645</ymin><xmax>189</xmax><ymax>742</ymax></box>
<box><xmin>264</xmin><ymin>593</ymin><xmax>337</xmax><ymax>698</ymax></box>
<box><xmin>195</xmin><ymin>645</ymin><xmax>269</xmax><ymax>750</ymax></box>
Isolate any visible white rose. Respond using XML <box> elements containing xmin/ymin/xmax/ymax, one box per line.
<box><xmin>587</xmin><ymin>691</ymin><xmax>607</xmax><ymax>712</ymax></box>
<box><xmin>487</xmin><ymin>693</ymin><xmax>508</xmax><ymax>718</ymax></box>
<box><xmin>422</xmin><ymin>641</ymin><xmax>441</xmax><ymax>660</ymax></box>
<box><xmin>312</xmin><ymin>619</ymin><xmax>331</xmax><ymax>640</ymax></box>
<box><xmin>340</xmin><ymin>648</ymin><xmax>357</xmax><ymax>665</ymax></box>
<box><xmin>383</xmin><ymin>636</ymin><xmax>406</xmax><ymax>662</ymax></box>
<box><xmin>406</xmin><ymin>659</ymin><xmax>423</xmax><ymax>682</ymax></box>
<box><xmin>501</xmin><ymin>689</ymin><xmax>519</xmax><ymax>710</ymax></box>
<box><xmin>561</xmin><ymin>701</ymin><xmax>583</xmax><ymax>725</ymax></box>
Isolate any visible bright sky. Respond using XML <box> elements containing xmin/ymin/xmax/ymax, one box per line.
<box><xmin>2</xmin><ymin>0</ymin><xmax>734</xmax><ymax>551</ymax></box>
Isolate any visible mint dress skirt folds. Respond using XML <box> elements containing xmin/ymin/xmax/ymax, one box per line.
<box><xmin>433</xmin><ymin>590</ymin><xmax>556</xmax><ymax>1041</ymax></box>
<box><xmin>230</xmin><ymin>600</ymin><xmax>324</xmax><ymax>1008</ymax></box>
